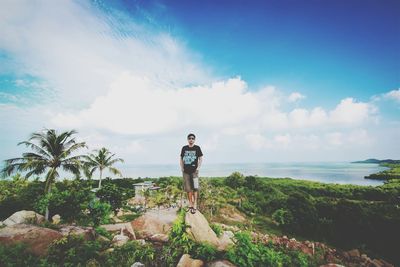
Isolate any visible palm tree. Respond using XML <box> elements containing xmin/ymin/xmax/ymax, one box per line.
<box><xmin>1</xmin><ymin>129</ymin><xmax>86</xmax><ymax>220</ymax></box>
<box><xmin>83</xmin><ymin>147</ymin><xmax>124</xmax><ymax>189</ymax></box>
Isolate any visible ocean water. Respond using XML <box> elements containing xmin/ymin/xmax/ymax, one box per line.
<box><xmin>121</xmin><ymin>162</ymin><xmax>387</xmax><ymax>186</ymax></box>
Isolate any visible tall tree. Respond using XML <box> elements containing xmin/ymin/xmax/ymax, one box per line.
<box><xmin>83</xmin><ymin>147</ymin><xmax>124</xmax><ymax>189</ymax></box>
<box><xmin>1</xmin><ymin>129</ymin><xmax>86</xmax><ymax>220</ymax></box>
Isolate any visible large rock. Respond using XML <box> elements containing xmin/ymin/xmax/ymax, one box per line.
<box><xmin>51</xmin><ymin>214</ymin><xmax>61</xmax><ymax>225</ymax></box>
<box><xmin>59</xmin><ymin>225</ymin><xmax>95</xmax><ymax>241</ymax></box>
<box><xmin>131</xmin><ymin>207</ymin><xmax>178</xmax><ymax>239</ymax></box>
<box><xmin>207</xmin><ymin>260</ymin><xmax>237</xmax><ymax>267</ymax></box>
<box><xmin>177</xmin><ymin>254</ymin><xmax>204</xmax><ymax>267</ymax></box>
<box><xmin>101</xmin><ymin>222</ymin><xmax>136</xmax><ymax>239</ymax></box>
<box><xmin>217</xmin><ymin>231</ymin><xmax>234</xmax><ymax>250</ymax></box>
<box><xmin>112</xmin><ymin>233</ymin><xmax>129</xmax><ymax>247</ymax></box>
<box><xmin>3</xmin><ymin>210</ymin><xmax>45</xmax><ymax>226</ymax></box>
<box><xmin>185</xmin><ymin>211</ymin><xmax>220</xmax><ymax>248</ymax></box>
<box><xmin>0</xmin><ymin>224</ymin><xmax>62</xmax><ymax>256</ymax></box>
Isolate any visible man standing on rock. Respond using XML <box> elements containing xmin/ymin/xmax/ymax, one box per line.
<box><xmin>180</xmin><ymin>133</ymin><xmax>203</xmax><ymax>214</ymax></box>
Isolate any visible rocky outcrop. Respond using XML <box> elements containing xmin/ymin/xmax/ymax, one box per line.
<box><xmin>131</xmin><ymin>207</ymin><xmax>177</xmax><ymax>239</ymax></box>
<box><xmin>185</xmin><ymin>211</ymin><xmax>220</xmax><ymax>247</ymax></box>
<box><xmin>101</xmin><ymin>222</ymin><xmax>136</xmax><ymax>239</ymax></box>
<box><xmin>2</xmin><ymin>210</ymin><xmax>45</xmax><ymax>226</ymax></box>
<box><xmin>59</xmin><ymin>225</ymin><xmax>95</xmax><ymax>241</ymax></box>
<box><xmin>0</xmin><ymin>224</ymin><xmax>62</xmax><ymax>256</ymax></box>
<box><xmin>177</xmin><ymin>254</ymin><xmax>204</xmax><ymax>267</ymax></box>
<box><xmin>206</xmin><ymin>260</ymin><xmax>237</xmax><ymax>267</ymax></box>
<box><xmin>185</xmin><ymin>211</ymin><xmax>234</xmax><ymax>251</ymax></box>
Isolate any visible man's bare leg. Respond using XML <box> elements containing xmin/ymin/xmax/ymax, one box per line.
<box><xmin>187</xmin><ymin>192</ymin><xmax>193</xmax><ymax>208</ymax></box>
<box><xmin>193</xmin><ymin>191</ymin><xmax>198</xmax><ymax>210</ymax></box>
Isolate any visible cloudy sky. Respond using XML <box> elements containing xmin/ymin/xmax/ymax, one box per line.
<box><xmin>0</xmin><ymin>0</ymin><xmax>399</xmax><ymax>169</ymax></box>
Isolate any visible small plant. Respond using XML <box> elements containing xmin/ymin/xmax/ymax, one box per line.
<box><xmin>102</xmin><ymin>240</ymin><xmax>155</xmax><ymax>267</ymax></box>
<box><xmin>95</xmin><ymin>226</ymin><xmax>113</xmax><ymax>240</ymax></box>
<box><xmin>0</xmin><ymin>243</ymin><xmax>40</xmax><ymax>267</ymax></box>
<box><xmin>210</xmin><ymin>223</ymin><xmax>223</xmax><ymax>237</ymax></box>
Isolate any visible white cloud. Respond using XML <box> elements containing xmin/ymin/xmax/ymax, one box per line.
<box><xmin>384</xmin><ymin>89</ymin><xmax>400</xmax><ymax>102</ymax></box>
<box><xmin>0</xmin><ymin>0</ymin><xmax>396</xmax><ymax>165</ymax></box>
<box><xmin>288</xmin><ymin>92</ymin><xmax>305</xmax><ymax>102</ymax></box>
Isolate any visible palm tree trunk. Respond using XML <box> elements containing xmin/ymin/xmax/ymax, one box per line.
<box><xmin>45</xmin><ymin>184</ymin><xmax>51</xmax><ymax>221</ymax></box>
<box><xmin>98</xmin><ymin>168</ymin><xmax>103</xmax><ymax>189</ymax></box>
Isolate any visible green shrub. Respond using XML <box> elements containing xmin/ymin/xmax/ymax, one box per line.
<box><xmin>210</xmin><ymin>223</ymin><xmax>223</xmax><ymax>237</ymax></box>
<box><xmin>87</xmin><ymin>199</ymin><xmax>112</xmax><ymax>227</ymax></box>
<box><xmin>225</xmin><ymin>172</ymin><xmax>245</xmax><ymax>189</ymax></box>
<box><xmin>95</xmin><ymin>226</ymin><xmax>113</xmax><ymax>240</ymax></box>
<box><xmin>102</xmin><ymin>241</ymin><xmax>155</xmax><ymax>267</ymax></box>
<box><xmin>96</xmin><ymin>183</ymin><xmax>126</xmax><ymax>214</ymax></box>
<box><xmin>226</xmin><ymin>231</ymin><xmax>311</xmax><ymax>267</ymax></box>
<box><xmin>0</xmin><ymin>243</ymin><xmax>40</xmax><ymax>267</ymax></box>
<box><xmin>44</xmin><ymin>235</ymin><xmax>103</xmax><ymax>267</ymax></box>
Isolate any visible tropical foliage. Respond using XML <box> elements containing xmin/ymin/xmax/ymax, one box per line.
<box><xmin>1</xmin><ymin>129</ymin><xmax>86</xmax><ymax>220</ymax></box>
<box><xmin>83</xmin><ymin>147</ymin><xmax>124</xmax><ymax>189</ymax></box>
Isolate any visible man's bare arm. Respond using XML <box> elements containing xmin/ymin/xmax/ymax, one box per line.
<box><xmin>180</xmin><ymin>157</ymin><xmax>184</xmax><ymax>172</ymax></box>
<box><xmin>197</xmin><ymin>156</ymin><xmax>203</xmax><ymax>171</ymax></box>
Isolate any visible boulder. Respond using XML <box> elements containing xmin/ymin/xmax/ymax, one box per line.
<box><xmin>59</xmin><ymin>225</ymin><xmax>95</xmax><ymax>240</ymax></box>
<box><xmin>185</xmin><ymin>211</ymin><xmax>220</xmax><ymax>248</ymax></box>
<box><xmin>131</xmin><ymin>263</ymin><xmax>145</xmax><ymax>267</ymax></box>
<box><xmin>51</xmin><ymin>214</ymin><xmax>61</xmax><ymax>225</ymax></box>
<box><xmin>112</xmin><ymin>233</ymin><xmax>129</xmax><ymax>247</ymax></box>
<box><xmin>112</xmin><ymin>228</ymin><xmax>129</xmax><ymax>247</ymax></box>
<box><xmin>131</xmin><ymin>207</ymin><xmax>178</xmax><ymax>239</ymax></box>
<box><xmin>177</xmin><ymin>254</ymin><xmax>204</xmax><ymax>267</ymax></box>
<box><xmin>2</xmin><ymin>210</ymin><xmax>45</xmax><ymax>226</ymax></box>
<box><xmin>0</xmin><ymin>224</ymin><xmax>62</xmax><ymax>256</ymax></box>
<box><xmin>101</xmin><ymin>222</ymin><xmax>136</xmax><ymax>239</ymax></box>
<box><xmin>206</xmin><ymin>260</ymin><xmax>237</xmax><ymax>267</ymax></box>
<box><xmin>217</xmin><ymin>231</ymin><xmax>234</xmax><ymax>251</ymax></box>
<box><xmin>148</xmin><ymin>233</ymin><xmax>169</xmax><ymax>243</ymax></box>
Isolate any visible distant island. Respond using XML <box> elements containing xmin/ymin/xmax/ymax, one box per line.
<box><xmin>352</xmin><ymin>159</ymin><xmax>400</xmax><ymax>180</ymax></box>
<box><xmin>351</xmin><ymin>158</ymin><xmax>400</xmax><ymax>164</ymax></box>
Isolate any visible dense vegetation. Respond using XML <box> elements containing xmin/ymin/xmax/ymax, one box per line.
<box><xmin>221</xmin><ymin>172</ymin><xmax>400</xmax><ymax>264</ymax></box>
<box><xmin>364</xmin><ymin>163</ymin><xmax>400</xmax><ymax>180</ymax></box>
<box><xmin>1</xmin><ymin>172</ymin><xmax>399</xmax><ymax>265</ymax></box>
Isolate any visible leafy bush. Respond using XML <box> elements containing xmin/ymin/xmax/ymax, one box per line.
<box><xmin>96</xmin><ymin>183</ymin><xmax>126</xmax><ymax>214</ymax></box>
<box><xmin>43</xmin><ymin>235</ymin><xmax>103</xmax><ymax>267</ymax></box>
<box><xmin>0</xmin><ymin>243</ymin><xmax>40</xmax><ymax>267</ymax></box>
<box><xmin>210</xmin><ymin>223</ymin><xmax>223</xmax><ymax>237</ymax></box>
<box><xmin>225</xmin><ymin>172</ymin><xmax>245</xmax><ymax>189</ymax></box>
<box><xmin>102</xmin><ymin>241</ymin><xmax>155</xmax><ymax>267</ymax></box>
<box><xmin>87</xmin><ymin>199</ymin><xmax>112</xmax><ymax>226</ymax></box>
<box><xmin>226</xmin><ymin>231</ymin><xmax>286</xmax><ymax>267</ymax></box>
<box><xmin>95</xmin><ymin>226</ymin><xmax>113</xmax><ymax>240</ymax></box>
<box><xmin>36</xmin><ymin>180</ymin><xmax>93</xmax><ymax>223</ymax></box>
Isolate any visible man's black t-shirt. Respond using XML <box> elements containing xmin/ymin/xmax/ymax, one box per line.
<box><xmin>180</xmin><ymin>145</ymin><xmax>203</xmax><ymax>174</ymax></box>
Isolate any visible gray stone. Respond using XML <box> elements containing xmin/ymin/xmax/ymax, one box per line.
<box><xmin>207</xmin><ymin>260</ymin><xmax>237</xmax><ymax>267</ymax></box>
<box><xmin>51</xmin><ymin>214</ymin><xmax>61</xmax><ymax>224</ymax></box>
<box><xmin>3</xmin><ymin>210</ymin><xmax>45</xmax><ymax>226</ymax></box>
<box><xmin>0</xmin><ymin>224</ymin><xmax>62</xmax><ymax>256</ymax></box>
<box><xmin>177</xmin><ymin>254</ymin><xmax>204</xmax><ymax>267</ymax></box>
<box><xmin>131</xmin><ymin>263</ymin><xmax>145</xmax><ymax>267</ymax></box>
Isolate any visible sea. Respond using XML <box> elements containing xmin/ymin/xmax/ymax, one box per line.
<box><xmin>120</xmin><ymin>162</ymin><xmax>388</xmax><ymax>186</ymax></box>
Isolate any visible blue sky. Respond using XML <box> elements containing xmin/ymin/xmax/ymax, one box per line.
<box><xmin>0</xmin><ymin>0</ymin><xmax>399</xmax><ymax>170</ymax></box>
<box><xmin>108</xmin><ymin>0</ymin><xmax>400</xmax><ymax>105</ymax></box>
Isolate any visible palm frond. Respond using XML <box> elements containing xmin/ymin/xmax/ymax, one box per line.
<box><xmin>108</xmin><ymin>166</ymin><xmax>123</xmax><ymax>177</ymax></box>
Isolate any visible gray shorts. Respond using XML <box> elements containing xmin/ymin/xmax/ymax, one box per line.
<box><xmin>182</xmin><ymin>170</ymin><xmax>199</xmax><ymax>192</ymax></box>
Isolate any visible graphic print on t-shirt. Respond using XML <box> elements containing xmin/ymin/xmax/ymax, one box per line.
<box><xmin>183</xmin><ymin>150</ymin><xmax>197</xmax><ymax>164</ymax></box>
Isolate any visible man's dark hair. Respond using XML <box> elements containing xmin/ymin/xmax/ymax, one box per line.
<box><xmin>187</xmin><ymin>133</ymin><xmax>196</xmax><ymax>139</ymax></box>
